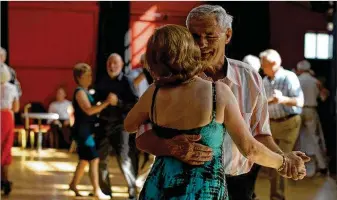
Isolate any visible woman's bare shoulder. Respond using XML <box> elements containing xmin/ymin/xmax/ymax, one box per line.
<box><xmin>215</xmin><ymin>81</ymin><xmax>235</xmax><ymax>104</ymax></box>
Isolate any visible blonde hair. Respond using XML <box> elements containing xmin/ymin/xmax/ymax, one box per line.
<box><xmin>146</xmin><ymin>24</ymin><xmax>205</xmax><ymax>86</ymax></box>
<box><xmin>73</xmin><ymin>63</ymin><xmax>91</xmax><ymax>84</ymax></box>
<box><xmin>0</xmin><ymin>64</ymin><xmax>11</xmax><ymax>84</ymax></box>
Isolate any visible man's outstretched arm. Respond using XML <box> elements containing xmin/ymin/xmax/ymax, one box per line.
<box><xmin>136</xmin><ymin>124</ymin><xmax>213</xmax><ymax>165</ymax></box>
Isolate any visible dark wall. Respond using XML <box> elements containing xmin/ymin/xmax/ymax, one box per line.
<box><xmin>95</xmin><ymin>1</ymin><xmax>130</xmax><ymax>82</ymax></box>
<box><xmin>209</xmin><ymin>1</ymin><xmax>270</xmax><ymax>60</ymax></box>
<box><xmin>1</xmin><ymin>1</ymin><xmax>8</xmax><ymax>62</ymax></box>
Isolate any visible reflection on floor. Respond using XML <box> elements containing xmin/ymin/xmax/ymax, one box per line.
<box><xmin>255</xmin><ymin>168</ymin><xmax>337</xmax><ymax>200</ymax></box>
<box><xmin>2</xmin><ymin>147</ymin><xmax>337</xmax><ymax>200</ymax></box>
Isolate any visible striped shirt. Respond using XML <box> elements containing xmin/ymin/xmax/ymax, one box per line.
<box><xmin>263</xmin><ymin>68</ymin><xmax>304</xmax><ymax>119</ymax></box>
<box><xmin>138</xmin><ymin>58</ymin><xmax>272</xmax><ymax>175</ymax></box>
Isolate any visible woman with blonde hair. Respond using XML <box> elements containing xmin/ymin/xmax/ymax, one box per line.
<box><xmin>124</xmin><ymin>24</ymin><xmax>307</xmax><ymax>199</ymax></box>
<box><xmin>0</xmin><ymin>64</ymin><xmax>20</xmax><ymax>195</ymax></box>
<box><xmin>68</xmin><ymin>63</ymin><xmax>114</xmax><ymax>199</ymax></box>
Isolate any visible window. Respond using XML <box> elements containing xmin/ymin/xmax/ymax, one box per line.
<box><xmin>304</xmin><ymin>32</ymin><xmax>333</xmax><ymax>59</ymax></box>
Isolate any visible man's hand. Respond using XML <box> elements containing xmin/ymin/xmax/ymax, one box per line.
<box><xmin>269</xmin><ymin>90</ymin><xmax>286</xmax><ymax>105</ymax></box>
<box><xmin>166</xmin><ymin>134</ymin><xmax>213</xmax><ymax>166</ymax></box>
<box><xmin>278</xmin><ymin>151</ymin><xmax>310</xmax><ymax>180</ymax></box>
<box><xmin>52</xmin><ymin>120</ymin><xmax>62</xmax><ymax>127</ymax></box>
<box><xmin>63</xmin><ymin>120</ymin><xmax>70</xmax><ymax>126</ymax></box>
<box><xmin>107</xmin><ymin>93</ymin><xmax>118</xmax><ymax>106</ymax></box>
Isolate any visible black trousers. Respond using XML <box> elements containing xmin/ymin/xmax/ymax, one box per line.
<box><xmin>226</xmin><ymin>164</ymin><xmax>261</xmax><ymax>200</ymax></box>
<box><xmin>49</xmin><ymin>120</ymin><xmax>71</xmax><ymax>149</ymax></box>
<box><xmin>95</xmin><ymin>120</ymin><xmax>139</xmax><ymax>197</ymax></box>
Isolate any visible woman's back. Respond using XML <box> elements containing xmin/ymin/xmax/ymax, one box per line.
<box><xmin>139</xmin><ymin>77</ymin><xmax>228</xmax><ymax>200</ymax></box>
<box><xmin>151</xmin><ymin>77</ymin><xmax>224</xmax><ymax>130</ymax></box>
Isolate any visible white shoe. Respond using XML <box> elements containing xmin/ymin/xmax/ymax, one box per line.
<box><xmin>94</xmin><ymin>191</ymin><xmax>111</xmax><ymax>199</ymax></box>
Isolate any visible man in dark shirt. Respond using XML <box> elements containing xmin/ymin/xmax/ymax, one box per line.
<box><xmin>94</xmin><ymin>53</ymin><xmax>139</xmax><ymax>199</ymax></box>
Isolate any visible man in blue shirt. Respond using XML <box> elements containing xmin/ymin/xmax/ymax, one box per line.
<box><xmin>260</xmin><ymin>49</ymin><xmax>304</xmax><ymax>200</ymax></box>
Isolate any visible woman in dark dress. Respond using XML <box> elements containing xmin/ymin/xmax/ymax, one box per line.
<box><xmin>68</xmin><ymin>63</ymin><xmax>115</xmax><ymax>199</ymax></box>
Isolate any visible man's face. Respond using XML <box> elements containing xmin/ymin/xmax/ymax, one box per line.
<box><xmin>0</xmin><ymin>54</ymin><xmax>6</xmax><ymax>63</ymax></box>
<box><xmin>56</xmin><ymin>88</ymin><xmax>66</xmax><ymax>101</ymax></box>
<box><xmin>261</xmin><ymin>57</ymin><xmax>275</xmax><ymax>77</ymax></box>
<box><xmin>107</xmin><ymin>55</ymin><xmax>123</xmax><ymax>79</ymax></box>
<box><xmin>188</xmin><ymin>15</ymin><xmax>232</xmax><ymax>64</ymax></box>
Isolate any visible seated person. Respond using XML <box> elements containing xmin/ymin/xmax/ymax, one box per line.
<box><xmin>48</xmin><ymin>87</ymin><xmax>73</xmax><ymax>148</ymax></box>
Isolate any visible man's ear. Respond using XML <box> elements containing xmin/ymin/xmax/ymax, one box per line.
<box><xmin>225</xmin><ymin>28</ymin><xmax>232</xmax><ymax>44</ymax></box>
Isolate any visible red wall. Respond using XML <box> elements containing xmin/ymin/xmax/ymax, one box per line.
<box><xmin>130</xmin><ymin>1</ymin><xmax>202</xmax><ymax>68</ymax></box>
<box><xmin>269</xmin><ymin>2</ymin><xmax>327</xmax><ymax>69</ymax></box>
<box><xmin>8</xmin><ymin>2</ymin><xmax>99</xmax><ymax>108</ymax></box>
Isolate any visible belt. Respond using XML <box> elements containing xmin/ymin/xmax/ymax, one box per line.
<box><xmin>304</xmin><ymin>105</ymin><xmax>317</xmax><ymax>108</ymax></box>
<box><xmin>270</xmin><ymin>114</ymin><xmax>298</xmax><ymax>122</ymax></box>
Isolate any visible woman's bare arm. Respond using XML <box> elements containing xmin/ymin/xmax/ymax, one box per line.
<box><xmin>124</xmin><ymin>85</ymin><xmax>154</xmax><ymax>133</ymax></box>
<box><xmin>76</xmin><ymin>90</ymin><xmax>110</xmax><ymax>116</ymax></box>
<box><xmin>218</xmin><ymin>82</ymin><xmax>283</xmax><ymax>170</ymax></box>
<box><xmin>12</xmin><ymin>99</ymin><xmax>19</xmax><ymax>113</ymax></box>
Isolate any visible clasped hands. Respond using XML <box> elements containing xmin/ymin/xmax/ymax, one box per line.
<box><xmin>166</xmin><ymin>134</ymin><xmax>310</xmax><ymax>180</ymax></box>
<box><xmin>277</xmin><ymin>151</ymin><xmax>310</xmax><ymax>180</ymax></box>
<box><xmin>106</xmin><ymin>93</ymin><xmax>118</xmax><ymax>106</ymax></box>
<box><xmin>268</xmin><ymin>89</ymin><xmax>286</xmax><ymax>105</ymax></box>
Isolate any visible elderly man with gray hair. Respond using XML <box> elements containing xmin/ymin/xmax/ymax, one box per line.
<box><xmin>136</xmin><ymin>5</ymin><xmax>309</xmax><ymax>200</ymax></box>
<box><xmin>296</xmin><ymin>60</ymin><xmax>328</xmax><ymax>177</ymax></box>
<box><xmin>243</xmin><ymin>54</ymin><xmax>261</xmax><ymax>72</ymax></box>
<box><xmin>0</xmin><ymin>47</ymin><xmax>22</xmax><ymax>97</ymax></box>
<box><xmin>94</xmin><ymin>53</ymin><xmax>139</xmax><ymax>199</ymax></box>
<box><xmin>260</xmin><ymin>49</ymin><xmax>305</xmax><ymax>200</ymax></box>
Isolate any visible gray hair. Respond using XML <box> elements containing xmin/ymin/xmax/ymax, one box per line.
<box><xmin>297</xmin><ymin>60</ymin><xmax>311</xmax><ymax>71</ymax></box>
<box><xmin>259</xmin><ymin>49</ymin><xmax>282</xmax><ymax>66</ymax></box>
<box><xmin>0</xmin><ymin>64</ymin><xmax>11</xmax><ymax>84</ymax></box>
<box><xmin>243</xmin><ymin>55</ymin><xmax>261</xmax><ymax>72</ymax></box>
<box><xmin>186</xmin><ymin>5</ymin><xmax>233</xmax><ymax>32</ymax></box>
<box><xmin>0</xmin><ymin>47</ymin><xmax>7</xmax><ymax>57</ymax></box>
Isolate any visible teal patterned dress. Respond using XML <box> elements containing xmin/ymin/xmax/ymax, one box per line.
<box><xmin>139</xmin><ymin>83</ymin><xmax>228</xmax><ymax>200</ymax></box>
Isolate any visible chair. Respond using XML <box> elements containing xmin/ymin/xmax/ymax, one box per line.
<box><xmin>24</xmin><ymin>102</ymin><xmax>51</xmax><ymax>149</ymax></box>
<box><xmin>14</xmin><ymin>104</ymin><xmax>31</xmax><ymax>148</ymax></box>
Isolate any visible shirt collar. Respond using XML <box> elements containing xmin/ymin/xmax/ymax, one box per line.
<box><xmin>268</xmin><ymin>67</ymin><xmax>284</xmax><ymax>81</ymax></box>
<box><xmin>199</xmin><ymin>57</ymin><xmax>240</xmax><ymax>86</ymax></box>
<box><xmin>117</xmin><ymin>71</ymin><xmax>124</xmax><ymax>81</ymax></box>
<box><xmin>225</xmin><ymin>58</ymin><xmax>240</xmax><ymax>86</ymax></box>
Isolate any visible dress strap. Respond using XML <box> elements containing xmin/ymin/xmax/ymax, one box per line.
<box><xmin>150</xmin><ymin>86</ymin><xmax>160</xmax><ymax>123</ymax></box>
<box><xmin>212</xmin><ymin>82</ymin><xmax>217</xmax><ymax>121</ymax></box>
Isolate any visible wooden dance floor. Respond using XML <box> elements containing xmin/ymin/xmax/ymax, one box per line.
<box><xmin>2</xmin><ymin>147</ymin><xmax>337</xmax><ymax>200</ymax></box>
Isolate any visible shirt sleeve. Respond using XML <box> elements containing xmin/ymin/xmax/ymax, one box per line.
<box><xmin>251</xmin><ymin>74</ymin><xmax>272</xmax><ymax>137</ymax></box>
<box><xmin>137</xmin><ymin>123</ymin><xmax>153</xmax><ymax>138</ymax></box>
<box><xmin>8</xmin><ymin>66</ymin><xmax>22</xmax><ymax>97</ymax></box>
<box><xmin>286</xmin><ymin>72</ymin><xmax>304</xmax><ymax>107</ymax></box>
<box><xmin>47</xmin><ymin>102</ymin><xmax>56</xmax><ymax>124</ymax></box>
<box><xmin>10</xmin><ymin>84</ymin><xmax>19</xmax><ymax>101</ymax></box>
